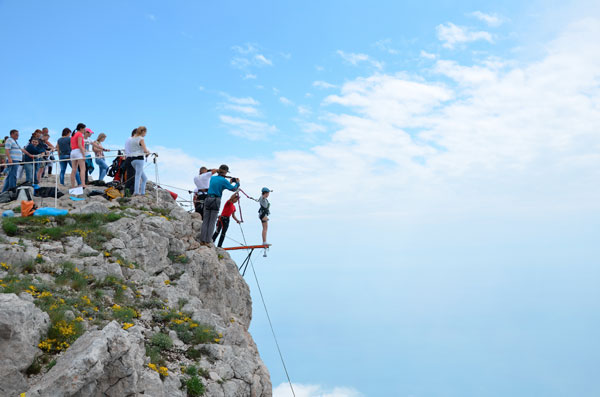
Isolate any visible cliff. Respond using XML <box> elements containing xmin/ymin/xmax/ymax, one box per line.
<box><xmin>0</xmin><ymin>183</ymin><xmax>271</xmax><ymax>397</ymax></box>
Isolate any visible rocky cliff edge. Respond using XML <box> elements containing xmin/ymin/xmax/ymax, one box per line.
<box><xmin>0</xmin><ymin>184</ymin><xmax>271</xmax><ymax>397</ymax></box>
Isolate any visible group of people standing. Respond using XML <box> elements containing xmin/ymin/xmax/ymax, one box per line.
<box><xmin>194</xmin><ymin>164</ymin><xmax>271</xmax><ymax>249</ymax></box>
<box><xmin>1</xmin><ymin>125</ymin><xmax>272</xmax><ymax>249</ymax></box>
<box><xmin>1</xmin><ymin>124</ymin><xmax>151</xmax><ymax>196</ymax></box>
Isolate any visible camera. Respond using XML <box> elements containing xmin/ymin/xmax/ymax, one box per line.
<box><xmin>230</xmin><ymin>177</ymin><xmax>238</xmax><ymax>184</ymax></box>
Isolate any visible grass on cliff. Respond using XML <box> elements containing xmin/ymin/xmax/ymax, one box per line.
<box><xmin>2</xmin><ymin>213</ymin><xmax>121</xmax><ymax>250</ymax></box>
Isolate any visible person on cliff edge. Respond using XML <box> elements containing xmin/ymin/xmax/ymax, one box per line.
<box><xmin>193</xmin><ymin>166</ymin><xmax>217</xmax><ymax>219</ymax></box>
<box><xmin>199</xmin><ymin>164</ymin><xmax>240</xmax><ymax>247</ymax></box>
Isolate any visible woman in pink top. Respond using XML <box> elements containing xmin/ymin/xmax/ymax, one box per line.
<box><xmin>70</xmin><ymin>123</ymin><xmax>87</xmax><ymax>188</ymax></box>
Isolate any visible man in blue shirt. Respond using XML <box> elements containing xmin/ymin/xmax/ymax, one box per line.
<box><xmin>24</xmin><ymin>137</ymin><xmax>47</xmax><ymax>184</ymax></box>
<box><xmin>199</xmin><ymin>164</ymin><xmax>240</xmax><ymax>246</ymax></box>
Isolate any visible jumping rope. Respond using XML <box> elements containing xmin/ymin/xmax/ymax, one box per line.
<box><xmin>236</xmin><ymin>222</ymin><xmax>296</xmax><ymax>397</ymax></box>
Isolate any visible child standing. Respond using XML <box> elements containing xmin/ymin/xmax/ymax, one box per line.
<box><xmin>258</xmin><ymin>187</ymin><xmax>272</xmax><ymax>245</ymax></box>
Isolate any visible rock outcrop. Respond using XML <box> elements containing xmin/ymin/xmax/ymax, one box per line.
<box><xmin>0</xmin><ymin>182</ymin><xmax>271</xmax><ymax>396</ymax></box>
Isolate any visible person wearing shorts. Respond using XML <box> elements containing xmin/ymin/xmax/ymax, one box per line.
<box><xmin>258</xmin><ymin>187</ymin><xmax>272</xmax><ymax>245</ymax></box>
<box><xmin>70</xmin><ymin>123</ymin><xmax>87</xmax><ymax>188</ymax></box>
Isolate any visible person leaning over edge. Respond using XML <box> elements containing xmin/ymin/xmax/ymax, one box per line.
<box><xmin>198</xmin><ymin>164</ymin><xmax>240</xmax><ymax>247</ymax></box>
<box><xmin>193</xmin><ymin>166</ymin><xmax>217</xmax><ymax>219</ymax></box>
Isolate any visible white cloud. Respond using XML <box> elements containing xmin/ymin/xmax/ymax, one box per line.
<box><xmin>374</xmin><ymin>38</ymin><xmax>399</xmax><ymax>54</ymax></box>
<box><xmin>225</xmin><ymin>95</ymin><xmax>259</xmax><ymax>106</ymax></box>
<box><xmin>146</xmin><ymin>14</ymin><xmax>156</xmax><ymax>21</ymax></box>
<box><xmin>336</xmin><ymin>50</ymin><xmax>383</xmax><ymax>70</ymax></box>
<box><xmin>470</xmin><ymin>11</ymin><xmax>504</xmax><ymax>27</ymax></box>
<box><xmin>313</xmin><ymin>80</ymin><xmax>336</xmax><ymax>89</ymax></box>
<box><xmin>224</xmin><ymin>104</ymin><xmax>260</xmax><ymax>116</ymax></box>
<box><xmin>299</xmin><ymin>122</ymin><xmax>327</xmax><ymax>133</ymax></box>
<box><xmin>297</xmin><ymin>105</ymin><xmax>311</xmax><ymax>115</ymax></box>
<box><xmin>420</xmin><ymin>50</ymin><xmax>437</xmax><ymax>59</ymax></box>
<box><xmin>219</xmin><ymin>115</ymin><xmax>277</xmax><ymax>140</ymax></box>
<box><xmin>279</xmin><ymin>96</ymin><xmax>294</xmax><ymax>106</ymax></box>
<box><xmin>315</xmin><ymin>65</ymin><xmax>324</xmax><ymax>71</ymax></box>
<box><xmin>244</xmin><ymin>74</ymin><xmax>257</xmax><ymax>80</ymax></box>
<box><xmin>273</xmin><ymin>383</ymin><xmax>363</xmax><ymax>397</ymax></box>
<box><xmin>436</xmin><ymin>22</ymin><xmax>493</xmax><ymax>48</ymax></box>
<box><xmin>232</xmin><ymin>43</ymin><xmax>257</xmax><ymax>54</ymax></box>
<box><xmin>231</xmin><ymin>43</ymin><xmax>274</xmax><ymax>72</ymax></box>
<box><xmin>255</xmin><ymin>54</ymin><xmax>273</xmax><ymax>66</ymax></box>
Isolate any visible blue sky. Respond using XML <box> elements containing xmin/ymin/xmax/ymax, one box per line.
<box><xmin>2</xmin><ymin>1</ymin><xmax>600</xmax><ymax>396</ymax></box>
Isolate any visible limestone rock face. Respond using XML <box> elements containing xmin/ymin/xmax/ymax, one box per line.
<box><xmin>26</xmin><ymin>321</ymin><xmax>151</xmax><ymax>397</ymax></box>
<box><xmin>0</xmin><ymin>185</ymin><xmax>272</xmax><ymax>397</ymax></box>
<box><xmin>0</xmin><ymin>294</ymin><xmax>50</xmax><ymax>396</ymax></box>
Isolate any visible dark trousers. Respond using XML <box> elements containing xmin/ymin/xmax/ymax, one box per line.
<box><xmin>212</xmin><ymin>216</ymin><xmax>230</xmax><ymax>248</ymax></box>
<box><xmin>123</xmin><ymin>158</ymin><xmax>136</xmax><ymax>194</ymax></box>
<box><xmin>194</xmin><ymin>192</ymin><xmax>207</xmax><ymax>219</ymax></box>
<box><xmin>199</xmin><ymin>196</ymin><xmax>221</xmax><ymax>243</ymax></box>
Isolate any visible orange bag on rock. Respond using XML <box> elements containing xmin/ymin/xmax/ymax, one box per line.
<box><xmin>21</xmin><ymin>200</ymin><xmax>36</xmax><ymax>217</ymax></box>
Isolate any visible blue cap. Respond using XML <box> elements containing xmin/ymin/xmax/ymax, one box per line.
<box><xmin>262</xmin><ymin>187</ymin><xmax>271</xmax><ymax>193</ymax></box>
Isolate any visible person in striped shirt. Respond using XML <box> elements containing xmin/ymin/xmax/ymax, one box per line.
<box><xmin>2</xmin><ymin>129</ymin><xmax>33</xmax><ymax>192</ymax></box>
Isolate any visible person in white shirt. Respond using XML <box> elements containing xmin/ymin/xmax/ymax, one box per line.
<box><xmin>193</xmin><ymin>166</ymin><xmax>216</xmax><ymax>219</ymax></box>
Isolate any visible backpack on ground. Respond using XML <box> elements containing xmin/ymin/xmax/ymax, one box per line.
<box><xmin>21</xmin><ymin>200</ymin><xmax>37</xmax><ymax>217</ymax></box>
<box><xmin>104</xmin><ymin>186</ymin><xmax>123</xmax><ymax>201</ymax></box>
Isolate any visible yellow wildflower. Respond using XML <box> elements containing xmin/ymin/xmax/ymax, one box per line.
<box><xmin>1</xmin><ymin>262</ymin><xmax>10</xmax><ymax>270</ymax></box>
<box><xmin>112</xmin><ymin>304</ymin><xmax>121</xmax><ymax>310</ymax></box>
<box><xmin>93</xmin><ymin>307</ymin><xmax>99</xmax><ymax>312</ymax></box>
<box><xmin>164</xmin><ymin>280</ymin><xmax>170</xmax><ymax>285</ymax></box>
<box><xmin>148</xmin><ymin>363</ymin><xmax>157</xmax><ymax>371</ymax></box>
<box><xmin>190</xmin><ymin>323</ymin><xmax>198</xmax><ymax>328</ymax></box>
<box><xmin>214</xmin><ymin>338</ymin><xmax>221</xmax><ymax>343</ymax></box>
<box><xmin>121</xmin><ymin>285</ymin><xmax>127</xmax><ymax>290</ymax></box>
<box><xmin>75</xmin><ymin>316</ymin><xmax>83</xmax><ymax>322</ymax></box>
<box><xmin>74</xmin><ymin>267</ymin><xmax>80</xmax><ymax>273</ymax></box>
<box><xmin>158</xmin><ymin>366</ymin><xmax>169</xmax><ymax>377</ymax></box>
<box><xmin>123</xmin><ymin>323</ymin><xmax>134</xmax><ymax>330</ymax></box>
<box><xmin>104</xmin><ymin>251</ymin><xmax>111</xmax><ymax>257</ymax></box>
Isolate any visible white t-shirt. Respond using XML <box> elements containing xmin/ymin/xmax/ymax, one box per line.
<box><xmin>128</xmin><ymin>137</ymin><xmax>145</xmax><ymax>157</ymax></box>
<box><xmin>193</xmin><ymin>172</ymin><xmax>212</xmax><ymax>193</ymax></box>
<box><xmin>124</xmin><ymin>137</ymin><xmax>133</xmax><ymax>156</ymax></box>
